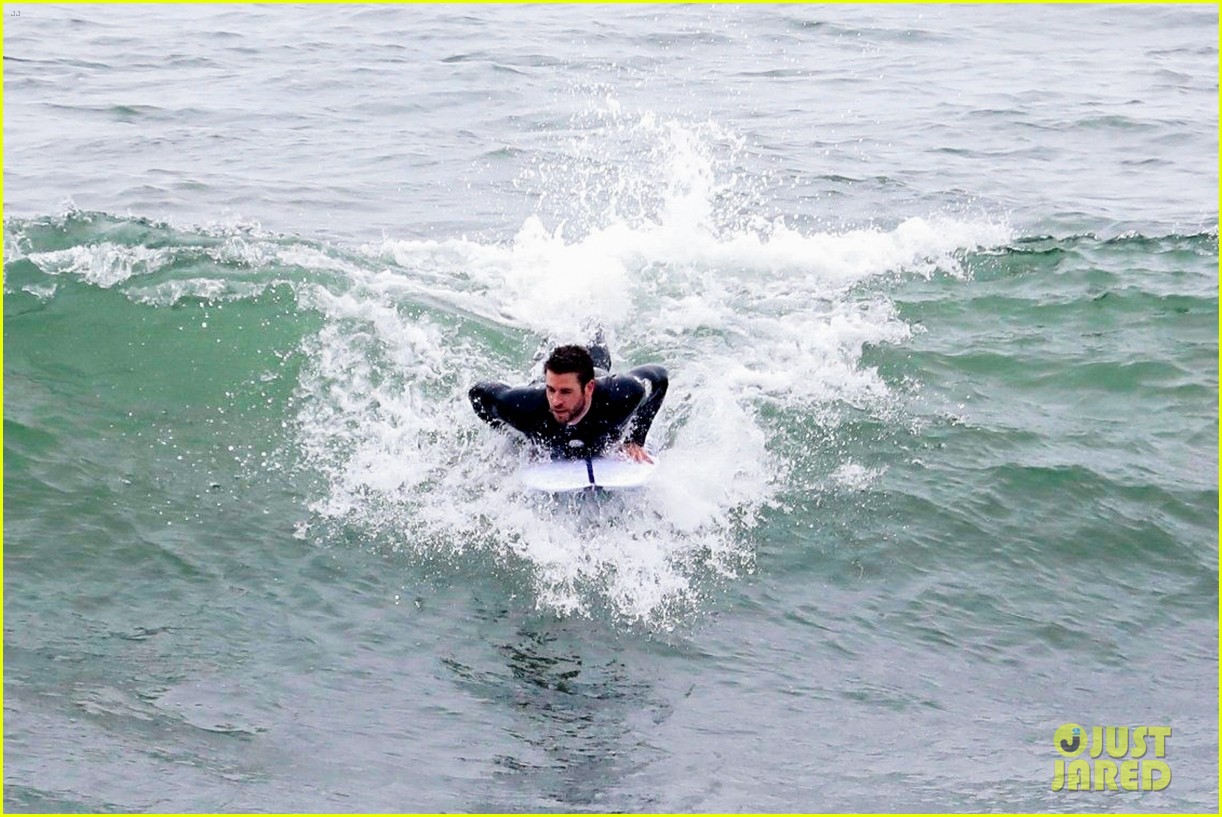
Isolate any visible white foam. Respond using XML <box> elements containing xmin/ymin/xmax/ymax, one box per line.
<box><xmin>28</xmin><ymin>243</ymin><xmax>174</xmax><ymax>288</ymax></box>
<box><xmin>20</xmin><ymin>283</ymin><xmax>57</xmax><ymax>301</ymax></box>
<box><xmin>128</xmin><ymin>278</ymin><xmax>264</xmax><ymax>306</ymax></box>
<box><xmin>296</xmin><ymin>107</ymin><xmax>1012</xmax><ymax>625</ymax></box>
<box><xmin>830</xmin><ymin>459</ymin><xmax>887</xmax><ymax>492</ymax></box>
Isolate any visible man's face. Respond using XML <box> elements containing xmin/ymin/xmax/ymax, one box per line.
<box><xmin>545</xmin><ymin>370</ymin><xmax>594</xmax><ymax>424</ymax></box>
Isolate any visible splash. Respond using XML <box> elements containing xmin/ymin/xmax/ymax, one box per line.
<box><xmin>295</xmin><ymin>106</ymin><xmax>1012</xmax><ymax>625</ymax></box>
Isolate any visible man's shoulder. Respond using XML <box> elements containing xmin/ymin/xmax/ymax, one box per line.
<box><xmin>597</xmin><ymin>372</ymin><xmax>648</xmax><ymax>397</ymax></box>
<box><xmin>471</xmin><ymin>380</ymin><xmax>548</xmax><ymax>419</ymax></box>
<box><xmin>472</xmin><ymin>379</ymin><xmax>545</xmax><ymax>396</ymax></box>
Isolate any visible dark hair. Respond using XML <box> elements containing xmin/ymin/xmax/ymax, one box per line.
<box><xmin>544</xmin><ymin>344</ymin><xmax>595</xmax><ymax>386</ymax></box>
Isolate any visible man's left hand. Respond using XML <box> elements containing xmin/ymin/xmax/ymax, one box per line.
<box><xmin>622</xmin><ymin>442</ymin><xmax>653</xmax><ymax>463</ymax></box>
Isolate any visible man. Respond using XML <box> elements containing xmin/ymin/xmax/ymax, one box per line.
<box><xmin>468</xmin><ymin>342</ymin><xmax>668</xmax><ymax>463</ymax></box>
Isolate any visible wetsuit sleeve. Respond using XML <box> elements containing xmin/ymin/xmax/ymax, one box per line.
<box><xmin>624</xmin><ymin>364</ymin><xmax>668</xmax><ymax>447</ymax></box>
<box><xmin>468</xmin><ymin>381</ymin><xmax>547</xmax><ymax>435</ymax></box>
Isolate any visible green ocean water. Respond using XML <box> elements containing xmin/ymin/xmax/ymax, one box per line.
<box><xmin>4</xmin><ymin>4</ymin><xmax>1218</xmax><ymax>811</ymax></box>
<box><xmin>5</xmin><ymin>209</ymin><xmax>1216</xmax><ymax>811</ymax></box>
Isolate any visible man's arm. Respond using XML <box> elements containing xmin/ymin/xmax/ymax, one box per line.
<box><xmin>624</xmin><ymin>364</ymin><xmax>668</xmax><ymax>449</ymax></box>
<box><xmin>469</xmin><ymin>381</ymin><xmax>547</xmax><ymax>435</ymax></box>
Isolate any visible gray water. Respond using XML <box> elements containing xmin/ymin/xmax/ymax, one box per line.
<box><xmin>4</xmin><ymin>4</ymin><xmax>1218</xmax><ymax>812</ymax></box>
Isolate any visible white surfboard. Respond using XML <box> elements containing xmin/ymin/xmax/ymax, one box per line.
<box><xmin>518</xmin><ymin>455</ymin><xmax>657</xmax><ymax>493</ymax></box>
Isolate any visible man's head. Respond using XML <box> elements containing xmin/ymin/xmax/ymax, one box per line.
<box><xmin>544</xmin><ymin>344</ymin><xmax>596</xmax><ymax>424</ymax></box>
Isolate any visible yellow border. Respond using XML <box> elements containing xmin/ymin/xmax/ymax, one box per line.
<box><xmin>1</xmin><ymin>6</ymin><xmax>7</xmax><ymax>808</ymax></box>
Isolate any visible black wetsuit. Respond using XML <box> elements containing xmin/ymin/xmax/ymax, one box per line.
<box><xmin>469</xmin><ymin>365</ymin><xmax>668</xmax><ymax>460</ymax></box>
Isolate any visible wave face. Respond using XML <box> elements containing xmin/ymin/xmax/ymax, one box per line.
<box><xmin>4</xmin><ymin>4</ymin><xmax>1217</xmax><ymax>812</ymax></box>
<box><xmin>6</xmin><ymin>112</ymin><xmax>1021</xmax><ymax>624</ymax></box>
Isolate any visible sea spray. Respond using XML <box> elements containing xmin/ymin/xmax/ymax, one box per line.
<box><xmin>4</xmin><ymin>117</ymin><xmax>1014</xmax><ymax>626</ymax></box>
<box><xmin>301</xmin><ymin>111</ymin><xmax>1011</xmax><ymax>624</ymax></box>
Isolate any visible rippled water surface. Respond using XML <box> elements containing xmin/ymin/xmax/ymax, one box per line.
<box><xmin>4</xmin><ymin>5</ymin><xmax>1217</xmax><ymax>812</ymax></box>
